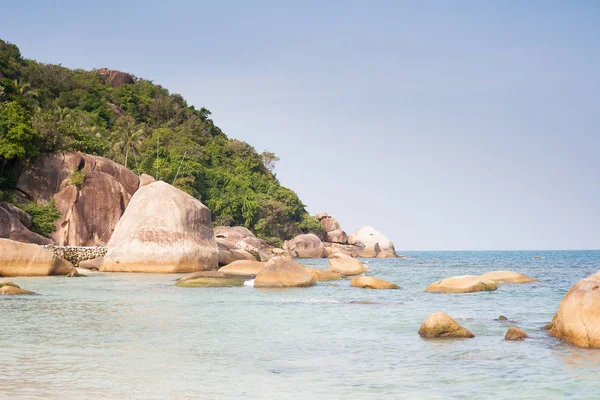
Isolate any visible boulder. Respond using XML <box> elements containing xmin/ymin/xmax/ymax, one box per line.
<box><xmin>139</xmin><ymin>174</ymin><xmax>155</xmax><ymax>187</ymax></box>
<box><xmin>0</xmin><ymin>202</ymin><xmax>52</xmax><ymax>245</ymax></box>
<box><xmin>97</xmin><ymin>68</ymin><xmax>134</xmax><ymax>88</ymax></box>
<box><xmin>219</xmin><ymin>260</ymin><xmax>265</xmax><ymax>278</ymax></box>
<box><xmin>306</xmin><ymin>267</ymin><xmax>342</xmax><ymax>282</ymax></box>
<box><xmin>351</xmin><ymin>276</ymin><xmax>399</xmax><ymax>289</ymax></box>
<box><xmin>315</xmin><ymin>213</ymin><xmax>329</xmax><ymax>221</ymax></box>
<box><xmin>78</xmin><ymin>257</ymin><xmax>104</xmax><ymax>271</ymax></box>
<box><xmin>0</xmin><ymin>282</ymin><xmax>34</xmax><ymax>295</ymax></box>
<box><xmin>328</xmin><ymin>253</ymin><xmax>367</xmax><ymax>276</ymax></box>
<box><xmin>320</xmin><ymin>216</ymin><xmax>340</xmax><ymax>232</ymax></box>
<box><xmin>0</xmin><ymin>239</ymin><xmax>75</xmax><ymax>277</ymax></box>
<box><xmin>548</xmin><ymin>271</ymin><xmax>600</xmax><ymax>348</ymax></box>
<box><xmin>317</xmin><ymin>214</ymin><xmax>348</xmax><ymax>244</ymax></box>
<box><xmin>418</xmin><ymin>312</ymin><xmax>475</xmax><ymax>338</ymax></box>
<box><xmin>283</xmin><ymin>234</ymin><xmax>325</xmax><ymax>258</ymax></box>
<box><xmin>216</xmin><ymin>238</ymin><xmax>255</xmax><ymax>266</ymax></box>
<box><xmin>254</xmin><ymin>257</ymin><xmax>315</xmax><ymax>288</ymax></box>
<box><xmin>425</xmin><ymin>275</ymin><xmax>498</xmax><ymax>294</ymax></box>
<box><xmin>175</xmin><ymin>271</ymin><xmax>246</xmax><ymax>287</ymax></box>
<box><xmin>347</xmin><ymin>226</ymin><xmax>397</xmax><ymax>258</ymax></box>
<box><xmin>101</xmin><ymin>181</ymin><xmax>218</xmax><ymax>273</ymax></box>
<box><xmin>326</xmin><ymin>228</ymin><xmax>348</xmax><ymax>244</ymax></box>
<box><xmin>479</xmin><ymin>270</ymin><xmax>538</xmax><ymax>284</ymax></box>
<box><xmin>505</xmin><ymin>327</ymin><xmax>528</xmax><ymax>340</ymax></box>
<box><xmin>16</xmin><ymin>152</ymin><xmax>140</xmax><ymax>246</ymax></box>
<box><xmin>323</xmin><ymin>242</ymin><xmax>364</xmax><ymax>258</ymax></box>
<box><xmin>214</xmin><ymin>226</ymin><xmax>257</xmax><ymax>246</ymax></box>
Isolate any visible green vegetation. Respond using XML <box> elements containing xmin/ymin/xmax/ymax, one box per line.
<box><xmin>70</xmin><ymin>169</ymin><xmax>85</xmax><ymax>188</ymax></box>
<box><xmin>0</xmin><ymin>39</ymin><xmax>321</xmax><ymax>243</ymax></box>
<box><xmin>17</xmin><ymin>199</ymin><xmax>62</xmax><ymax>237</ymax></box>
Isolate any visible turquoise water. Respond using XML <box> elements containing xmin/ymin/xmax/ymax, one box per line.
<box><xmin>2</xmin><ymin>251</ymin><xmax>600</xmax><ymax>399</ymax></box>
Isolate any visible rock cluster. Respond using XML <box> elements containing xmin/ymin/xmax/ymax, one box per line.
<box><xmin>316</xmin><ymin>213</ymin><xmax>348</xmax><ymax>244</ymax></box>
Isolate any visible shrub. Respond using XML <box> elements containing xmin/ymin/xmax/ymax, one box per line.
<box><xmin>17</xmin><ymin>199</ymin><xmax>61</xmax><ymax>237</ymax></box>
<box><xmin>70</xmin><ymin>169</ymin><xmax>85</xmax><ymax>188</ymax></box>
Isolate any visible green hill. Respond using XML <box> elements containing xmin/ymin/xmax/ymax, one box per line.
<box><xmin>0</xmin><ymin>39</ymin><xmax>322</xmax><ymax>245</ymax></box>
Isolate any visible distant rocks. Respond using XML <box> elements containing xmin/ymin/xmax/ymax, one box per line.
<box><xmin>254</xmin><ymin>257</ymin><xmax>315</xmax><ymax>288</ymax></box>
<box><xmin>0</xmin><ymin>239</ymin><xmax>75</xmax><ymax>277</ymax></box>
<box><xmin>548</xmin><ymin>271</ymin><xmax>600</xmax><ymax>348</ymax></box>
<box><xmin>351</xmin><ymin>276</ymin><xmax>399</xmax><ymax>289</ymax></box>
<box><xmin>505</xmin><ymin>327</ymin><xmax>528</xmax><ymax>341</ymax></box>
<box><xmin>425</xmin><ymin>275</ymin><xmax>498</xmax><ymax>294</ymax></box>
<box><xmin>479</xmin><ymin>270</ymin><xmax>538</xmax><ymax>284</ymax></box>
<box><xmin>316</xmin><ymin>213</ymin><xmax>348</xmax><ymax>244</ymax></box>
<box><xmin>418</xmin><ymin>312</ymin><xmax>475</xmax><ymax>338</ymax></box>
<box><xmin>323</xmin><ymin>242</ymin><xmax>363</xmax><ymax>258</ymax></box>
<box><xmin>348</xmin><ymin>226</ymin><xmax>397</xmax><ymax>258</ymax></box>
<box><xmin>328</xmin><ymin>253</ymin><xmax>367</xmax><ymax>276</ymax></box>
<box><xmin>97</xmin><ymin>68</ymin><xmax>134</xmax><ymax>88</ymax></box>
<box><xmin>284</xmin><ymin>234</ymin><xmax>325</xmax><ymax>258</ymax></box>
<box><xmin>101</xmin><ymin>181</ymin><xmax>218</xmax><ymax>273</ymax></box>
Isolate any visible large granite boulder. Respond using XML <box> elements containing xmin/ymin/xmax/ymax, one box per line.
<box><xmin>97</xmin><ymin>68</ymin><xmax>134</xmax><ymax>88</ymax></box>
<box><xmin>283</xmin><ymin>234</ymin><xmax>325</xmax><ymax>258</ymax></box>
<box><xmin>101</xmin><ymin>181</ymin><xmax>218</xmax><ymax>273</ymax></box>
<box><xmin>347</xmin><ymin>226</ymin><xmax>396</xmax><ymax>258</ymax></box>
<box><xmin>218</xmin><ymin>260</ymin><xmax>265</xmax><ymax>278</ymax></box>
<box><xmin>328</xmin><ymin>253</ymin><xmax>367</xmax><ymax>276</ymax></box>
<box><xmin>254</xmin><ymin>257</ymin><xmax>315</xmax><ymax>288</ymax></box>
<box><xmin>216</xmin><ymin>238</ymin><xmax>256</xmax><ymax>266</ymax></box>
<box><xmin>418</xmin><ymin>312</ymin><xmax>475</xmax><ymax>338</ymax></box>
<box><xmin>16</xmin><ymin>152</ymin><xmax>140</xmax><ymax>246</ymax></box>
<box><xmin>0</xmin><ymin>201</ymin><xmax>51</xmax><ymax>245</ymax></box>
<box><xmin>548</xmin><ymin>271</ymin><xmax>600</xmax><ymax>348</ymax></box>
<box><xmin>425</xmin><ymin>275</ymin><xmax>498</xmax><ymax>294</ymax></box>
<box><xmin>351</xmin><ymin>276</ymin><xmax>399</xmax><ymax>289</ymax></box>
<box><xmin>317</xmin><ymin>213</ymin><xmax>348</xmax><ymax>244</ymax></box>
<box><xmin>479</xmin><ymin>271</ymin><xmax>538</xmax><ymax>284</ymax></box>
<box><xmin>0</xmin><ymin>239</ymin><xmax>75</xmax><ymax>277</ymax></box>
<box><xmin>213</xmin><ymin>226</ymin><xmax>261</xmax><ymax>248</ymax></box>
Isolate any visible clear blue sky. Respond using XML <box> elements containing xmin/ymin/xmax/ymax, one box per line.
<box><xmin>2</xmin><ymin>1</ymin><xmax>599</xmax><ymax>250</ymax></box>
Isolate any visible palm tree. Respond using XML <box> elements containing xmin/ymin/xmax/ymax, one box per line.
<box><xmin>110</xmin><ymin>116</ymin><xmax>146</xmax><ymax>169</ymax></box>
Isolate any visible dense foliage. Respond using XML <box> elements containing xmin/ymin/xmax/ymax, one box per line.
<box><xmin>17</xmin><ymin>199</ymin><xmax>62</xmax><ymax>237</ymax></box>
<box><xmin>0</xmin><ymin>39</ymin><xmax>321</xmax><ymax>244</ymax></box>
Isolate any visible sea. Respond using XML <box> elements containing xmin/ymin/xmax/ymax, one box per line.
<box><xmin>1</xmin><ymin>250</ymin><xmax>600</xmax><ymax>399</ymax></box>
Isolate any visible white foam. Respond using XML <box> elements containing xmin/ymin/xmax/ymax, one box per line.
<box><xmin>243</xmin><ymin>279</ymin><xmax>255</xmax><ymax>287</ymax></box>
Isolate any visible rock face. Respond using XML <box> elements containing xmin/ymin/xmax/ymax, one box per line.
<box><xmin>505</xmin><ymin>327</ymin><xmax>528</xmax><ymax>340</ymax></box>
<box><xmin>425</xmin><ymin>275</ymin><xmax>498</xmax><ymax>294</ymax></box>
<box><xmin>0</xmin><ymin>201</ymin><xmax>52</xmax><ymax>245</ymax></box>
<box><xmin>101</xmin><ymin>181</ymin><xmax>218</xmax><ymax>273</ymax></box>
<box><xmin>306</xmin><ymin>268</ymin><xmax>341</xmax><ymax>282</ymax></box>
<box><xmin>418</xmin><ymin>312</ymin><xmax>475</xmax><ymax>338</ymax></box>
<box><xmin>328</xmin><ymin>253</ymin><xmax>367</xmax><ymax>276</ymax></box>
<box><xmin>284</xmin><ymin>234</ymin><xmax>325</xmax><ymax>258</ymax></box>
<box><xmin>351</xmin><ymin>276</ymin><xmax>399</xmax><ymax>289</ymax></box>
<box><xmin>218</xmin><ymin>260</ymin><xmax>265</xmax><ymax>278</ymax></box>
<box><xmin>254</xmin><ymin>257</ymin><xmax>315</xmax><ymax>288</ymax></box>
<box><xmin>316</xmin><ymin>213</ymin><xmax>348</xmax><ymax>244</ymax></box>
<box><xmin>479</xmin><ymin>271</ymin><xmax>538</xmax><ymax>284</ymax></box>
<box><xmin>16</xmin><ymin>152</ymin><xmax>140</xmax><ymax>246</ymax></box>
<box><xmin>216</xmin><ymin>238</ymin><xmax>256</xmax><ymax>266</ymax></box>
<box><xmin>347</xmin><ymin>226</ymin><xmax>396</xmax><ymax>258</ymax></box>
<box><xmin>0</xmin><ymin>239</ymin><xmax>75</xmax><ymax>277</ymax></box>
<box><xmin>139</xmin><ymin>174</ymin><xmax>155</xmax><ymax>187</ymax></box>
<box><xmin>97</xmin><ymin>68</ymin><xmax>134</xmax><ymax>88</ymax></box>
<box><xmin>548</xmin><ymin>271</ymin><xmax>600</xmax><ymax>348</ymax></box>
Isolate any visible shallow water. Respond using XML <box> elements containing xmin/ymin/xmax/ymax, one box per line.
<box><xmin>2</xmin><ymin>251</ymin><xmax>600</xmax><ymax>399</ymax></box>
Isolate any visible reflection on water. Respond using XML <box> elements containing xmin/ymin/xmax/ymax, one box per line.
<box><xmin>1</xmin><ymin>250</ymin><xmax>600</xmax><ymax>399</ymax></box>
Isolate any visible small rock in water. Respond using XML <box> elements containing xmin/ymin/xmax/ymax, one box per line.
<box><xmin>498</xmin><ymin>315</ymin><xmax>508</xmax><ymax>321</ymax></box>
<box><xmin>505</xmin><ymin>326</ymin><xmax>528</xmax><ymax>340</ymax></box>
<box><xmin>418</xmin><ymin>312</ymin><xmax>475</xmax><ymax>338</ymax></box>
<box><xmin>0</xmin><ymin>281</ymin><xmax>34</xmax><ymax>295</ymax></box>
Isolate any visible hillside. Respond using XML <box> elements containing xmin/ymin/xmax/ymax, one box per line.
<box><xmin>0</xmin><ymin>39</ymin><xmax>322</xmax><ymax>244</ymax></box>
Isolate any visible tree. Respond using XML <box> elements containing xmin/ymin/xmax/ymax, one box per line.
<box><xmin>0</xmin><ymin>101</ymin><xmax>41</xmax><ymax>171</ymax></box>
<box><xmin>110</xmin><ymin>115</ymin><xmax>146</xmax><ymax>169</ymax></box>
<box><xmin>260</xmin><ymin>151</ymin><xmax>280</xmax><ymax>173</ymax></box>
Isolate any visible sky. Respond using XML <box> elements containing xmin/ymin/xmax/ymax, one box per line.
<box><xmin>2</xmin><ymin>1</ymin><xmax>599</xmax><ymax>250</ymax></box>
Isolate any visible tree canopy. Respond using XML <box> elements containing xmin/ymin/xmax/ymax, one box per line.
<box><xmin>0</xmin><ymin>39</ymin><xmax>322</xmax><ymax>245</ymax></box>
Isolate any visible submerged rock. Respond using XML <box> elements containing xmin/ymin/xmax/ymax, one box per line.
<box><xmin>479</xmin><ymin>271</ymin><xmax>538</xmax><ymax>284</ymax></box>
<box><xmin>425</xmin><ymin>275</ymin><xmax>497</xmax><ymax>294</ymax></box>
<box><xmin>328</xmin><ymin>253</ymin><xmax>367</xmax><ymax>276</ymax></box>
<box><xmin>0</xmin><ymin>283</ymin><xmax>34</xmax><ymax>295</ymax></box>
<box><xmin>0</xmin><ymin>239</ymin><xmax>75</xmax><ymax>277</ymax></box>
<box><xmin>101</xmin><ymin>181</ymin><xmax>218</xmax><ymax>273</ymax></box>
<box><xmin>418</xmin><ymin>312</ymin><xmax>475</xmax><ymax>338</ymax></box>
<box><xmin>176</xmin><ymin>271</ymin><xmax>246</xmax><ymax>288</ymax></box>
<box><xmin>498</xmin><ymin>315</ymin><xmax>508</xmax><ymax>321</ymax></box>
<box><xmin>306</xmin><ymin>267</ymin><xmax>341</xmax><ymax>282</ymax></box>
<box><xmin>284</xmin><ymin>234</ymin><xmax>325</xmax><ymax>258</ymax></box>
<box><xmin>254</xmin><ymin>257</ymin><xmax>315</xmax><ymax>288</ymax></box>
<box><xmin>505</xmin><ymin>327</ymin><xmax>528</xmax><ymax>340</ymax></box>
<box><xmin>351</xmin><ymin>276</ymin><xmax>399</xmax><ymax>289</ymax></box>
<box><xmin>548</xmin><ymin>271</ymin><xmax>600</xmax><ymax>348</ymax></box>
